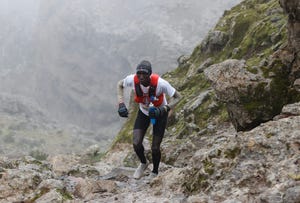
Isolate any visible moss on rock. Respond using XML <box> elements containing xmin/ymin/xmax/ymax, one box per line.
<box><xmin>182</xmin><ymin>168</ymin><xmax>209</xmax><ymax>194</ymax></box>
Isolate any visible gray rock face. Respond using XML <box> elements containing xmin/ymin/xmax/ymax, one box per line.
<box><xmin>204</xmin><ymin>59</ymin><xmax>259</xmax><ymax>101</ymax></box>
<box><xmin>283</xmin><ymin>186</ymin><xmax>300</xmax><ymax>203</ymax></box>
<box><xmin>201</xmin><ymin>0</ymin><xmax>300</xmax><ymax>132</ymax></box>
<box><xmin>204</xmin><ymin>59</ymin><xmax>274</xmax><ymax>131</ymax></box>
<box><xmin>279</xmin><ymin>0</ymin><xmax>300</xmax><ymax>53</ymax></box>
<box><xmin>201</xmin><ymin>31</ymin><xmax>229</xmax><ymax>54</ymax></box>
<box><xmin>279</xmin><ymin>0</ymin><xmax>300</xmax><ymax>86</ymax></box>
<box><xmin>199</xmin><ymin>0</ymin><xmax>300</xmax><ymax>133</ymax></box>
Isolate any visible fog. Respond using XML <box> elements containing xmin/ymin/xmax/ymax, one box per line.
<box><xmin>0</xmin><ymin>0</ymin><xmax>242</xmax><ymax>156</ymax></box>
<box><xmin>0</xmin><ymin>0</ymin><xmax>38</xmax><ymax>13</ymax></box>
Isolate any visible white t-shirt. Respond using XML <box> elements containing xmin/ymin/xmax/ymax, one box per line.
<box><xmin>123</xmin><ymin>74</ymin><xmax>176</xmax><ymax>115</ymax></box>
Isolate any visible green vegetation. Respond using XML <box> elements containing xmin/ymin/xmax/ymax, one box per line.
<box><xmin>29</xmin><ymin>150</ymin><xmax>49</xmax><ymax>161</ymax></box>
<box><xmin>201</xmin><ymin>0</ymin><xmax>287</xmax><ymax>65</ymax></box>
<box><xmin>288</xmin><ymin>173</ymin><xmax>300</xmax><ymax>181</ymax></box>
<box><xmin>182</xmin><ymin>169</ymin><xmax>209</xmax><ymax>194</ymax></box>
<box><xmin>265</xmin><ymin>132</ymin><xmax>275</xmax><ymax>138</ymax></box>
<box><xmin>224</xmin><ymin>147</ymin><xmax>241</xmax><ymax>159</ymax></box>
<box><xmin>203</xmin><ymin>158</ymin><xmax>215</xmax><ymax>175</ymax></box>
<box><xmin>26</xmin><ymin>187</ymin><xmax>50</xmax><ymax>203</ymax></box>
<box><xmin>81</xmin><ymin>151</ymin><xmax>106</xmax><ymax>165</ymax></box>
<box><xmin>56</xmin><ymin>188</ymin><xmax>73</xmax><ymax>200</ymax></box>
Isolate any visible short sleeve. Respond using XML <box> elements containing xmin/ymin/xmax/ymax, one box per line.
<box><xmin>123</xmin><ymin>74</ymin><xmax>135</xmax><ymax>89</ymax></box>
<box><xmin>157</xmin><ymin>77</ymin><xmax>176</xmax><ymax>97</ymax></box>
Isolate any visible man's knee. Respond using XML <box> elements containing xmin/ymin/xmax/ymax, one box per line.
<box><xmin>151</xmin><ymin>146</ymin><xmax>160</xmax><ymax>155</ymax></box>
<box><xmin>133</xmin><ymin>129</ymin><xmax>144</xmax><ymax>146</ymax></box>
<box><xmin>133</xmin><ymin>138</ymin><xmax>143</xmax><ymax>151</ymax></box>
<box><xmin>133</xmin><ymin>139</ymin><xmax>140</xmax><ymax>148</ymax></box>
<box><xmin>133</xmin><ymin>140</ymin><xmax>143</xmax><ymax>149</ymax></box>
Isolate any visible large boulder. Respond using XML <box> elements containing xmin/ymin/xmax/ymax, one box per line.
<box><xmin>204</xmin><ymin>59</ymin><xmax>289</xmax><ymax>131</ymax></box>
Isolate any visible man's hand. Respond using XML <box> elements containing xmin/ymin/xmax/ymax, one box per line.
<box><xmin>149</xmin><ymin>105</ymin><xmax>170</xmax><ymax>118</ymax></box>
<box><xmin>118</xmin><ymin>102</ymin><xmax>128</xmax><ymax>117</ymax></box>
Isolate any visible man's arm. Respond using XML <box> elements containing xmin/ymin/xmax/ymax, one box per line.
<box><xmin>117</xmin><ymin>79</ymin><xmax>129</xmax><ymax>117</ymax></box>
<box><xmin>117</xmin><ymin>79</ymin><xmax>125</xmax><ymax>103</ymax></box>
<box><xmin>167</xmin><ymin>90</ymin><xmax>182</xmax><ymax>110</ymax></box>
<box><xmin>154</xmin><ymin>90</ymin><xmax>181</xmax><ymax>117</ymax></box>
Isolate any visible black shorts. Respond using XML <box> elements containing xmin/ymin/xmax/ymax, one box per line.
<box><xmin>133</xmin><ymin>109</ymin><xmax>168</xmax><ymax>137</ymax></box>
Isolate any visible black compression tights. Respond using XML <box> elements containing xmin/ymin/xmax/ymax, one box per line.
<box><xmin>133</xmin><ymin>129</ymin><xmax>163</xmax><ymax>174</ymax></box>
<box><xmin>133</xmin><ymin>129</ymin><xmax>147</xmax><ymax>164</ymax></box>
<box><xmin>151</xmin><ymin>135</ymin><xmax>163</xmax><ymax>174</ymax></box>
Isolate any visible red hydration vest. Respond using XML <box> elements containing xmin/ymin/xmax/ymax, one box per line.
<box><xmin>134</xmin><ymin>73</ymin><xmax>164</xmax><ymax>107</ymax></box>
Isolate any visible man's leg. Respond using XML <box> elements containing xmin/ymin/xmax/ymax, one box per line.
<box><xmin>132</xmin><ymin>110</ymin><xmax>150</xmax><ymax>179</ymax></box>
<box><xmin>133</xmin><ymin>129</ymin><xmax>147</xmax><ymax>163</ymax></box>
<box><xmin>152</xmin><ymin>112</ymin><xmax>168</xmax><ymax>174</ymax></box>
<box><xmin>151</xmin><ymin>135</ymin><xmax>163</xmax><ymax>174</ymax></box>
<box><xmin>133</xmin><ymin>110</ymin><xmax>150</xmax><ymax>163</ymax></box>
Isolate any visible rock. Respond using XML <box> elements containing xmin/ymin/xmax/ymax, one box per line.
<box><xmin>204</xmin><ymin>59</ymin><xmax>265</xmax><ymax>131</ymax></box>
<box><xmin>38</xmin><ymin>179</ymin><xmax>64</xmax><ymax>190</ymax></box>
<box><xmin>201</xmin><ymin>31</ymin><xmax>229</xmax><ymax>54</ymax></box>
<box><xmin>150</xmin><ymin>168</ymin><xmax>186</xmax><ymax>194</ymax></box>
<box><xmin>197</xmin><ymin>58</ymin><xmax>213</xmax><ymax>73</ymax></box>
<box><xmin>283</xmin><ymin>186</ymin><xmax>300</xmax><ymax>203</ymax></box>
<box><xmin>177</xmin><ymin>55</ymin><xmax>190</xmax><ymax>67</ymax></box>
<box><xmin>84</xmin><ymin>144</ymin><xmax>100</xmax><ymax>156</ymax></box>
<box><xmin>184</xmin><ymin>90</ymin><xmax>212</xmax><ymax>112</ymax></box>
<box><xmin>293</xmin><ymin>78</ymin><xmax>300</xmax><ymax>92</ymax></box>
<box><xmin>35</xmin><ymin>189</ymin><xmax>64</xmax><ymax>203</ymax></box>
<box><xmin>72</xmin><ymin>177</ymin><xmax>117</xmax><ymax>198</ymax></box>
<box><xmin>281</xmin><ymin>102</ymin><xmax>300</xmax><ymax>116</ymax></box>
<box><xmin>273</xmin><ymin>102</ymin><xmax>300</xmax><ymax>120</ymax></box>
<box><xmin>49</xmin><ymin>154</ymin><xmax>80</xmax><ymax>177</ymax></box>
<box><xmin>258</xmin><ymin>190</ymin><xmax>283</xmax><ymax>203</ymax></box>
<box><xmin>99</xmin><ymin>167</ymin><xmax>135</xmax><ymax>181</ymax></box>
<box><xmin>186</xmin><ymin>195</ymin><xmax>209</xmax><ymax>203</ymax></box>
<box><xmin>279</xmin><ymin>0</ymin><xmax>300</xmax><ymax>84</ymax></box>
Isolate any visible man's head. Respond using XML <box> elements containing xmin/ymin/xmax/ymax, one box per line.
<box><xmin>136</xmin><ymin>60</ymin><xmax>152</xmax><ymax>75</ymax></box>
<box><xmin>136</xmin><ymin>60</ymin><xmax>152</xmax><ymax>86</ymax></box>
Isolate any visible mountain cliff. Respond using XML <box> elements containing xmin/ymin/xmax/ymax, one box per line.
<box><xmin>0</xmin><ymin>0</ymin><xmax>299</xmax><ymax>202</ymax></box>
<box><xmin>0</xmin><ymin>0</ymin><xmax>242</xmax><ymax>156</ymax></box>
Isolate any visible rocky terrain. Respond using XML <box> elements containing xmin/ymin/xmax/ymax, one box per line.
<box><xmin>0</xmin><ymin>103</ymin><xmax>299</xmax><ymax>202</ymax></box>
<box><xmin>0</xmin><ymin>0</ymin><xmax>299</xmax><ymax>202</ymax></box>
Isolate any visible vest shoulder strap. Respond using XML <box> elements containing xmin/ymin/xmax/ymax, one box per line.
<box><xmin>134</xmin><ymin>75</ymin><xmax>143</xmax><ymax>97</ymax></box>
<box><xmin>149</xmin><ymin>74</ymin><xmax>159</xmax><ymax>98</ymax></box>
<box><xmin>134</xmin><ymin>74</ymin><xmax>160</xmax><ymax>97</ymax></box>
<box><xmin>150</xmin><ymin>74</ymin><xmax>159</xmax><ymax>86</ymax></box>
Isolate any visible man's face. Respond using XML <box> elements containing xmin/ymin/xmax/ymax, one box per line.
<box><xmin>137</xmin><ymin>72</ymin><xmax>151</xmax><ymax>86</ymax></box>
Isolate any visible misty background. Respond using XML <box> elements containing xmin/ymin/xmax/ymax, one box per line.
<box><xmin>0</xmin><ymin>0</ymin><xmax>241</xmax><ymax>156</ymax></box>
